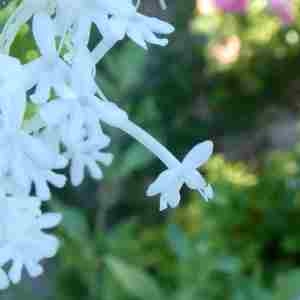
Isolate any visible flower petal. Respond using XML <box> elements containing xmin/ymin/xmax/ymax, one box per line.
<box><xmin>137</xmin><ymin>14</ymin><xmax>175</xmax><ymax>34</ymax></box>
<box><xmin>40</xmin><ymin>100</ymin><xmax>71</xmax><ymax>126</ymax></box>
<box><xmin>21</xmin><ymin>134</ymin><xmax>66</xmax><ymax>169</ymax></box>
<box><xmin>127</xmin><ymin>26</ymin><xmax>148</xmax><ymax>49</ymax></box>
<box><xmin>142</xmin><ymin>27</ymin><xmax>168</xmax><ymax>47</ymax></box>
<box><xmin>93</xmin><ymin>152</ymin><xmax>114</xmax><ymax>166</ymax></box>
<box><xmin>9</xmin><ymin>259</ymin><xmax>23</xmax><ymax>284</ymax></box>
<box><xmin>160</xmin><ymin>186</ymin><xmax>181</xmax><ymax>210</ymax></box>
<box><xmin>33</xmin><ymin>12</ymin><xmax>57</xmax><ymax>60</ymax></box>
<box><xmin>46</xmin><ymin>172</ymin><xmax>66</xmax><ymax>188</ymax></box>
<box><xmin>183</xmin><ymin>140</ymin><xmax>213</xmax><ymax>168</ymax></box>
<box><xmin>184</xmin><ymin>169</ymin><xmax>207</xmax><ymax>190</ymax></box>
<box><xmin>146</xmin><ymin>169</ymin><xmax>178</xmax><ymax>197</ymax></box>
<box><xmin>70</xmin><ymin>156</ymin><xmax>85</xmax><ymax>186</ymax></box>
<box><xmin>25</xmin><ymin>261</ymin><xmax>43</xmax><ymax>278</ymax></box>
<box><xmin>0</xmin><ymin>268</ymin><xmax>9</xmax><ymax>290</ymax></box>
<box><xmin>86</xmin><ymin>158</ymin><xmax>103</xmax><ymax>180</ymax></box>
<box><xmin>0</xmin><ymin>245</ymin><xmax>12</xmax><ymax>266</ymax></box>
<box><xmin>37</xmin><ymin>213</ymin><xmax>62</xmax><ymax>229</ymax></box>
<box><xmin>38</xmin><ymin>234</ymin><xmax>60</xmax><ymax>258</ymax></box>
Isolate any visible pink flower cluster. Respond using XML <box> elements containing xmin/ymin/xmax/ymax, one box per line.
<box><xmin>213</xmin><ymin>0</ymin><xmax>295</xmax><ymax>24</ymax></box>
<box><xmin>269</xmin><ymin>0</ymin><xmax>295</xmax><ymax>24</ymax></box>
<box><xmin>214</xmin><ymin>0</ymin><xmax>248</xmax><ymax>13</ymax></box>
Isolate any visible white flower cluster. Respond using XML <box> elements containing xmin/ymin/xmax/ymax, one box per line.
<box><xmin>0</xmin><ymin>0</ymin><xmax>214</xmax><ymax>289</ymax></box>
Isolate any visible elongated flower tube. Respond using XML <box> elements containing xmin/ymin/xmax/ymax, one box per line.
<box><xmin>0</xmin><ymin>0</ymin><xmax>214</xmax><ymax>289</ymax></box>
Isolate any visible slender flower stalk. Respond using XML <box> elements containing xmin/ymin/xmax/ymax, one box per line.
<box><xmin>120</xmin><ymin>119</ymin><xmax>180</xmax><ymax>169</ymax></box>
<box><xmin>91</xmin><ymin>39</ymin><xmax>117</xmax><ymax>64</ymax></box>
<box><xmin>159</xmin><ymin>0</ymin><xmax>167</xmax><ymax>10</ymax></box>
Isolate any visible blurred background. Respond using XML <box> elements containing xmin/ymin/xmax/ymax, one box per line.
<box><xmin>2</xmin><ymin>0</ymin><xmax>300</xmax><ymax>299</ymax></box>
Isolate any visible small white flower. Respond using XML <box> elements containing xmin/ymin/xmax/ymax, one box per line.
<box><xmin>146</xmin><ymin>141</ymin><xmax>214</xmax><ymax>211</ymax></box>
<box><xmin>26</xmin><ymin>12</ymin><xmax>70</xmax><ymax>104</ymax></box>
<box><xmin>40</xmin><ymin>96</ymin><xmax>113</xmax><ymax>186</ymax></box>
<box><xmin>41</xmin><ymin>97</ymin><xmax>101</xmax><ymax>140</ymax></box>
<box><xmin>0</xmin><ymin>54</ymin><xmax>27</xmax><ymax>98</ymax></box>
<box><xmin>0</xmin><ymin>93</ymin><xmax>67</xmax><ymax>200</ymax></box>
<box><xmin>92</xmin><ymin>0</ymin><xmax>175</xmax><ymax>61</ymax></box>
<box><xmin>0</xmin><ymin>194</ymin><xmax>61</xmax><ymax>286</ymax></box>
<box><xmin>95</xmin><ymin>0</ymin><xmax>174</xmax><ymax>48</ymax></box>
<box><xmin>63</xmin><ymin>129</ymin><xmax>113</xmax><ymax>186</ymax></box>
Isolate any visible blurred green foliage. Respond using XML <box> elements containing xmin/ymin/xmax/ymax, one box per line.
<box><xmin>54</xmin><ymin>149</ymin><xmax>300</xmax><ymax>300</ymax></box>
<box><xmin>2</xmin><ymin>0</ymin><xmax>300</xmax><ymax>299</ymax></box>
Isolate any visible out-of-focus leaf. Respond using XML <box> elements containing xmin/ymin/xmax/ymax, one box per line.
<box><xmin>215</xmin><ymin>256</ymin><xmax>241</xmax><ymax>274</ymax></box>
<box><xmin>104</xmin><ymin>255</ymin><xmax>165</xmax><ymax>300</ymax></box>
<box><xmin>274</xmin><ymin>270</ymin><xmax>300</xmax><ymax>300</ymax></box>
<box><xmin>61</xmin><ymin>207</ymin><xmax>89</xmax><ymax>242</ymax></box>
<box><xmin>116</xmin><ymin>143</ymin><xmax>154</xmax><ymax>178</ymax></box>
<box><xmin>232</xmin><ymin>277</ymin><xmax>273</xmax><ymax>300</ymax></box>
<box><xmin>52</xmin><ymin>201</ymin><xmax>89</xmax><ymax>243</ymax></box>
<box><xmin>166</xmin><ymin>224</ymin><xmax>191</xmax><ymax>259</ymax></box>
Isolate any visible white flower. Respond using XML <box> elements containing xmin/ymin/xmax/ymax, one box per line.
<box><xmin>0</xmin><ymin>92</ymin><xmax>67</xmax><ymax>200</ymax></box>
<box><xmin>26</xmin><ymin>12</ymin><xmax>70</xmax><ymax>104</ymax></box>
<box><xmin>0</xmin><ymin>193</ymin><xmax>61</xmax><ymax>286</ymax></box>
<box><xmin>95</xmin><ymin>0</ymin><xmax>174</xmax><ymax>48</ymax></box>
<box><xmin>0</xmin><ymin>54</ymin><xmax>27</xmax><ymax>98</ymax></box>
<box><xmin>40</xmin><ymin>95</ymin><xmax>113</xmax><ymax>186</ymax></box>
<box><xmin>0</xmin><ymin>0</ymin><xmax>215</xmax><ymax>290</ymax></box>
<box><xmin>41</xmin><ymin>97</ymin><xmax>100</xmax><ymax>137</ymax></box>
<box><xmin>91</xmin><ymin>0</ymin><xmax>174</xmax><ymax>63</ymax></box>
<box><xmin>63</xmin><ymin>128</ymin><xmax>113</xmax><ymax>186</ymax></box>
<box><xmin>146</xmin><ymin>141</ymin><xmax>214</xmax><ymax>211</ymax></box>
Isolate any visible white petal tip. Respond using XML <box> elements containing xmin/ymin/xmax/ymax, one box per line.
<box><xmin>205</xmin><ymin>184</ymin><xmax>214</xmax><ymax>199</ymax></box>
<box><xmin>146</xmin><ymin>186</ymin><xmax>156</xmax><ymax>197</ymax></box>
<box><xmin>159</xmin><ymin>39</ymin><xmax>169</xmax><ymax>47</ymax></box>
<box><xmin>159</xmin><ymin>201</ymin><xmax>168</xmax><ymax>211</ymax></box>
<box><xmin>205</xmin><ymin>140</ymin><xmax>214</xmax><ymax>149</ymax></box>
<box><xmin>71</xmin><ymin>179</ymin><xmax>83</xmax><ymax>187</ymax></box>
<box><xmin>100</xmin><ymin>153</ymin><xmax>114</xmax><ymax>166</ymax></box>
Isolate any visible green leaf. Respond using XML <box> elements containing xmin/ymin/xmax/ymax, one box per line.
<box><xmin>105</xmin><ymin>255</ymin><xmax>165</xmax><ymax>300</ymax></box>
<box><xmin>215</xmin><ymin>256</ymin><xmax>241</xmax><ymax>274</ymax></box>
<box><xmin>166</xmin><ymin>224</ymin><xmax>191</xmax><ymax>259</ymax></box>
<box><xmin>274</xmin><ymin>269</ymin><xmax>300</xmax><ymax>300</ymax></box>
<box><xmin>61</xmin><ymin>207</ymin><xmax>89</xmax><ymax>242</ymax></box>
<box><xmin>51</xmin><ymin>201</ymin><xmax>90</xmax><ymax>243</ymax></box>
<box><xmin>116</xmin><ymin>143</ymin><xmax>154</xmax><ymax>178</ymax></box>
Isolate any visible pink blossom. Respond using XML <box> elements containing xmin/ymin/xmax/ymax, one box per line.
<box><xmin>214</xmin><ymin>0</ymin><xmax>249</xmax><ymax>13</ymax></box>
<box><xmin>269</xmin><ymin>0</ymin><xmax>295</xmax><ymax>24</ymax></box>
